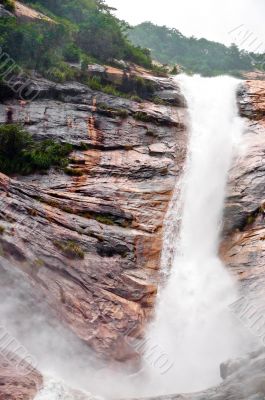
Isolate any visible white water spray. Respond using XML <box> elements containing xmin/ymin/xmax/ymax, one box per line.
<box><xmin>0</xmin><ymin>75</ymin><xmax>252</xmax><ymax>400</ymax></box>
<box><xmin>141</xmin><ymin>75</ymin><xmax>248</xmax><ymax>395</ymax></box>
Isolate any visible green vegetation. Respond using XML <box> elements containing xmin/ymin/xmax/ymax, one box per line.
<box><xmin>34</xmin><ymin>258</ymin><xmax>45</xmax><ymax>267</ymax></box>
<box><xmin>0</xmin><ymin>0</ymin><xmax>153</xmax><ymax>85</ymax></box>
<box><xmin>0</xmin><ymin>226</ymin><xmax>5</xmax><ymax>235</ymax></box>
<box><xmin>0</xmin><ymin>124</ymin><xmax>73</xmax><ymax>174</ymax></box>
<box><xmin>2</xmin><ymin>0</ymin><xmax>15</xmax><ymax>11</ymax></box>
<box><xmin>93</xmin><ymin>213</ymin><xmax>131</xmax><ymax>228</ymax></box>
<box><xmin>87</xmin><ymin>77</ymin><xmax>124</xmax><ymax>96</ymax></box>
<box><xmin>129</xmin><ymin>22</ymin><xmax>264</xmax><ymax>77</ymax></box>
<box><xmin>94</xmin><ymin>214</ymin><xmax>116</xmax><ymax>226</ymax></box>
<box><xmin>120</xmin><ymin>75</ymin><xmax>156</xmax><ymax>98</ymax></box>
<box><xmin>133</xmin><ymin>111</ymin><xmax>152</xmax><ymax>122</ymax></box>
<box><xmin>64</xmin><ymin>167</ymin><xmax>83</xmax><ymax>176</ymax></box>
<box><xmin>54</xmin><ymin>240</ymin><xmax>85</xmax><ymax>259</ymax></box>
<box><xmin>87</xmin><ymin>74</ymin><xmax>156</xmax><ymax>100</ymax></box>
<box><xmin>97</xmin><ymin>103</ymin><xmax>129</xmax><ymax>118</ymax></box>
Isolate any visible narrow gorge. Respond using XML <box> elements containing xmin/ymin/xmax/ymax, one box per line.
<box><xmin>0</xmin><ymin>68</ymin><xmax>265</xmax><ymax>399</ymax></box>
<box><xmin>0</xmin><ymin>2</ymin><xmax>265</xmax><ymax>393</ymax></box>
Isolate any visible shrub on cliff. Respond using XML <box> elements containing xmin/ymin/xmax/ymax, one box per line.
<box><xmin>0</xmin><ymin>124</ymin><xmax>72</xmax><ymax>175</ymax></box>
<box><xmin>3</xmin><ymin>0</ymin><xmax>15</xmax><ymax>12</ymax></box>
<box><xmin>6</xmin><ymin>0</ymin><xmax>153</xmax><ymax>73</ymax></box>
<box><xmin>54</xmin><ymin>240</ymin><xmax>85</xmax><ymax>259</ymax></box>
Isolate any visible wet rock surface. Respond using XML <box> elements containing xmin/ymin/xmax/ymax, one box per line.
<box><xmin>215</xmin><ymin>79</ymin><xmax>265</xmax><ymax>400</ymax></box>
<box><xmin>138</xmin><ymin>77</ymin><xmax>265</xmax><ymax>400</ymax></box>
<box><xmin>146</xmin><ymin>78</ymin><xmax>265</xmax><ymax>400</ymax></box>
<box><xmin>1</xmin><ymin>71</ymin><xmax>265</xmax><ymax>399</ymax></box>
<box><xmin>221</xmin><ymin>79</ymin><xmax>265</xmax><ymax>294</ymax></box>
<box><xmin>0</xmin><ymin>4</ymin><xmax>13</xmax><ymax>18</ymax></box>
<box><xmin>0</xmin><ymin>74</ymin><xmax>187</xmax><ymax>363</ymax></box>
<box><xmin>0</xmin><ymin>354</ymin><xmax>42</xmax><ymax>400</ymax></box>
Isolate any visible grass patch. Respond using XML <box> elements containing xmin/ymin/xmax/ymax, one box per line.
<box><xmin>3</xmin><ymin>0</ymin><xmax>15</xmax><ymax>11</ymax></box>
<box><xmin>34</xmin><ymin>259</ymin><xmax>45</xmax><ymax>267</ymax></box>
<box><xmin>120</xmin><ymin>75</ymin><xmax>156</xmax><ymax>99</ymax></box>
<box><xmin>152</xmin><ymin>96</ymin><xmax>169</xmax><ymax>106</ymax></box>
<box><xmin>87</xmin><ymin>76</ymin><xmax>103</xmax><ymax>91</ymax></box>
<box><xmin>130</xmin><ymin>95</ymin><xmax>142</xmax><ymax>103</ymax></box>
<box><xmin>97</xmin><ymin>103</ymin><xmax>129</xmax><ymax>119</ymax></box>
<box><xmin>87</xmin><ymin>74</ymin><xmax>157</xmax><ymax>101</ymax></box>
<box><xmin>133</xmin><ymin>112</ymin><xmax>152</xmax><ymax>122</ymax></box>
<box><xmin>54</xmin><ymin>240</ymin><xmax>85</xmax><ymax>259</ymax></box>
<box><xmin>0</xmin><ymin>124</ymin><xmax>73</xmax><ymax>175</ymax></box>
<box><xmin>81</xmin><ymin>211</ymin><xmax>132</xmax><ymax>228</ymax></box>
<box><xmin>116</xmin><ymin>109</ymin><xmax>129</xmax><ymax>118</ymax></box>
<box><xmin>94</xmin><ymin>214</ymin><xmax>116</xmax><ymax>226</ymax></box>
<box><xmin>87</xmin><ymin>77</ymin><xmax>125</xmax><ymax>98</ymax></box>
<box><xmin>64</xmin><ymin>167</ymin><xmax>84</xmax><ymax>177</ymax></box>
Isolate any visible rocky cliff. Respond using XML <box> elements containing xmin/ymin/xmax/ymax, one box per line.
<box><xmin>0</xmin><ymin>70</ymin><xmax>187</xmax><ymax>365</ymax></box>
<box><xmin>189</xmin><ymin>77</ymin><xmax>265</xmax><ymax>400</ymax></box>
<box><xmin>1</xmin><ymin>70</ymin><xmax>265</xmax><ymax>399</ymax></box>
<box><xmin>0</xmin><ymin>353</ymin><xmax>42</xmax><ymax>400</ymax></box>
<box><xmin>141</xmin><ymin>77</ymin><xmax>265</xmax><ymax>400</ymax></box>
<box><xmin>221</xmin><ymin>78</ymin><xmax>265</xmax><ymax>309</ymax></box>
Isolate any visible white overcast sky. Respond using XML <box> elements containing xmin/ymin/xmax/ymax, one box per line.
<box><xmin>107</xmin><ymin>0</ymin><xmax>265</xmax><ymax>52</ymax></box>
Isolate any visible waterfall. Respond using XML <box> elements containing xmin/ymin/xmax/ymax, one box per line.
<box><xmin>1</xmin><ymin>75</ymin><xmax>252</xmax><ymax>400</ymax></box>
<box><xmin>141</xmin><ymin>75</ymin><xmax>248</xmax><ymax>395</ymax></box>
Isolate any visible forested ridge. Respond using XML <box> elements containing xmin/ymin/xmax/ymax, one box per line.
<box><xmin>129</xmin><ymin>22</ymin><xmax>265</xmax><ymax>76</ymax></box>
<box><xmin>1</xmin><ymin>1</ymin><xmax>264</xmax><ymax>83</ymax></box>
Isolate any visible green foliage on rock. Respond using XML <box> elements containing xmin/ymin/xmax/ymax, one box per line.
<box><xmin>0</xmin><ymin>0</ymin><xmax>152</xmax><ymax>84</ymax></box>
<box><xmin>0</xmin><ymin>124</ymin><xmax>73</xmax><ymax>174</ymax></box>
<box><xmin>54</xmin><ymin>240</ymin><xmax>85</xmax><ymax>259</ymax></box>
<box><xmin>2</xmin><ymin>0</ymin><xmax>15</xmax><ymax>11</ymax></box>
<box><xmin>133</xmin><ymin>111</ymin><xmax>152</xmax><ymax>122</ymax></box>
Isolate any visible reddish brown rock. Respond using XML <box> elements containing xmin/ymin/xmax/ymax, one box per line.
<box><xmin>0</xmin><ymin>355</ymin><xmax>42</xmax><ymax>400</ymax></box>
<box><xmin>0</xmin><ymin>74</ymin><xmax>187</xmax><ymax>361</ymax></box>
<box><xmin>239</xmin><ymin>79</ymin><xmax>265</xmax><ymax>124</ymax></box>
<box><xmin>14</xmin><ymin>1</ymin><xmax>53</xmax><ymax>23</ymax></box>
<box><xmin>221</xmin><ymin>78</ymin><xmax>265</xmax><ymax>307</ymax></box>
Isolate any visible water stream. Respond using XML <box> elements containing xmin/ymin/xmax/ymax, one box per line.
<box><xmin>141</xmin><ymin>75</ymin><xmax>248</xmax><ymax>394</ymax></box>
<box><xmin>0</xmin><ymin>75</ymin><xmax>253</xmax><ymax>399</ymax></box>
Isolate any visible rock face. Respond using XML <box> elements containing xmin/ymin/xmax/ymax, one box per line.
<box><xmin>15</xmin><ymin>1</ymin><xmax>53</xmax><ymax>22</ymax></box>
<box><xmin>2</xmin><ymin>70</ymin><xmax>264</xmax><ymax>400</ymax></box>
<box><xmin>0</xmin><ymin>354</ymin><xmax>42</xmax><ymax>400</ymax></box>
<box><xmin>221</xmin><ymin>79</ymin><xmax>265</xmax><ymax>301</ymax></box>
<box><xmin>0</xmin><ymin>4</ymin><xmax>13</xmax><ymax>18</ymax></box>
<box><xmin>140</xmin><ymin>77</ymin><xmax>265</xmax><ymax>400</ymax></box>
<box><xmin>0</xmin><ymin>74</ymin><xmax>187</xmax><ymax>362</ymax></box>
<box><xmin>149</xmin><ymin>348</ymin><xmax>265</xmax><ymax>400</ymax></box>
<box><xmin>212</xmin><ymin>78</ymin><xmax>265</xmax><ymax>400</ymax></box>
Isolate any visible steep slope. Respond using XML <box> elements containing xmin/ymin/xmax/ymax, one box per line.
<box><xmin>129</xmin><ymin>22</ymin><xmax>263</xmax><ymax>77</ymax></box>
<box><xmin>0</xmin><ymin>353</ymin><xmax>42</xmax><ymax>400</ymax></box>
<box><xmin>14</xmin><ymin>1</ymin><xmax>54</xmax><ymax>22</ymax></box>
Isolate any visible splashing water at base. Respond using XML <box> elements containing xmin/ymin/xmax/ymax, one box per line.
<box><xmin>34</xmin><ymin>376</ymin><xmax>101</xmax><ymax>400</ymax></box>
<box><xmin>0</xmin><ymin>75</ymin><xmax>254</xmax><ymax>400</ymax></box>
<box><xmin>140</xmin><ymin>75</ymin><xmax>251</xmax><ymax>395</ymax></box>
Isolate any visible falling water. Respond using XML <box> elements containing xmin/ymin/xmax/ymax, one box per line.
<box><xmin>141</xmin><ymin>75</ymin><xmax>249</xmax><ymax>395</ymax></box>
<box><xmin>0</xmin><ymin>75</ymin><xmax>252</xmax><ymax>399</ymax></box>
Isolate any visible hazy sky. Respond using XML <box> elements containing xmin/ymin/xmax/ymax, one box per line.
<box><xmin>107</xmin><ymin>0</ymin><xmax>265</xmax><ymax>52</ymax></box>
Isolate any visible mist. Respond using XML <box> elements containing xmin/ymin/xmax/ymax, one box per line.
<box><xmin>0</xmin><ymin>76</ymin><xmax>258</xmax><ymax>399</ymax></box>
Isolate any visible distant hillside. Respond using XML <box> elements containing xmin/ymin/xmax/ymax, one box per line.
<box><xmin>0</xmin><ymin>0</ymin><xmax>154</xmax><ymax>83</ymax></box>
<box><xmin>128</xmin><ymin>22</ymin><xmax>264</xmax><ymax>77</ymax></box>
